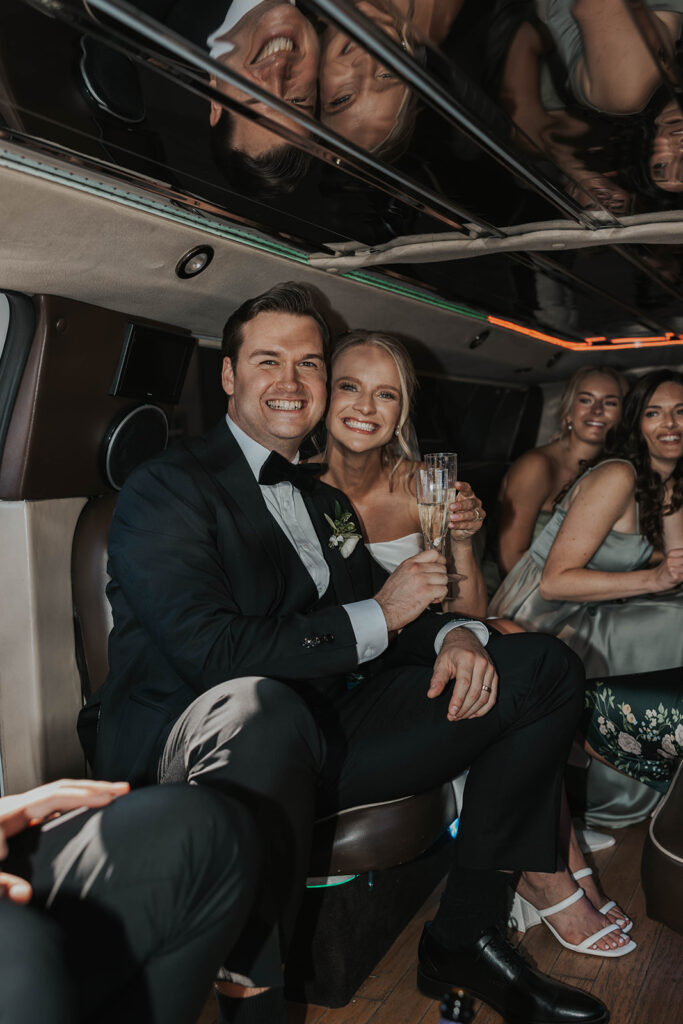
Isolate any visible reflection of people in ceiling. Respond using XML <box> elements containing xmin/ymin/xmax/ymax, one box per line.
<box><xmin>207</xmin><ymin>0</ymin><xmax>318</xmax><ymax>194</ymax></box>
<box><xmin>317</xmin><ymin>0</ymin><xmax>466</xmax><ymax>161</ymax></box>
<box><xmin>319</xmin><ymin>0</ymin><xmax>418</xmax><ymax>161</ymax></box>
<box><xmin>647</xmin><ymin>99</ymin><xmax>683</xmax><ymax>192</ymax></box>
<box><xmin>538</xmin><ymin>0</ymin><xmax>682</xmax><ymax>114</ymax></box>
<box><xmin>489</xmin><ymin>6</ymin><xmax>633</xmax><ymax>214</ymax></box>
<box><xmin>538</xmin><ymin>0</ymin><xmax>683</xmax><ymax>195</ymax></box>
<box><xmin>385</xmin><ymin>0</ymin><xmax>466</xmax><ymax>47</ymax></box>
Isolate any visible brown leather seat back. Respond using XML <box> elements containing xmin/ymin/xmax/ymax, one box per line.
<box><xmin>310</xmin><ymin>787</ymin><xmax>457</xmax><ymax>877</ymax></box>
<box><xmin>71</xmin><ymin>494</ymin><xmax>117</xmax><ymax>699</ymax></box>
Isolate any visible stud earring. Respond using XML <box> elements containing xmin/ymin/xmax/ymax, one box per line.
<box><xmin>567</xmin><ymin>420</ymin><xmax>573</xmax><ymax>431</ymax></box>
<box><xmin>395</xmin><ymin>428</ymin><xmax>400</xmax><ymax>437</ymax></box>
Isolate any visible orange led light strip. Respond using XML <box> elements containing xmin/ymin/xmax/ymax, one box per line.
<box><xmin>487</xmin><ymin>317</ymin><xmax>683</xmax><ymax>351</ymax></box>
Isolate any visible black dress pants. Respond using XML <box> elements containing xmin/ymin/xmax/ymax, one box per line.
<box><xmin>0</xmin><ymin>785</ymin><xmax>258</xmax><ymax>1024</ymax></box>
<box><xmin>159</xmin><ymin>632</ymin><xmax>584</xmax><ymax>987</ymax></box>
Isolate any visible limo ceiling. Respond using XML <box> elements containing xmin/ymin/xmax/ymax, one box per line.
<box><xmin>1</xmin><ymin>0</ymin><xmax>683</xmax><ymax>382</ymax></box>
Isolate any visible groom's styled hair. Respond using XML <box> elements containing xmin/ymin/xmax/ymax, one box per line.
<box><xmin>222</xmin><ymin>282</ymin><xmax>330</xmax><ymax>366</ymax></box>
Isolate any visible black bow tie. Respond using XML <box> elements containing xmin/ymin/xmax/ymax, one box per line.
<box><xmin>258</xmin><ymin>451</ymin><xmax>322</xmax><ymax>492</ymax></box>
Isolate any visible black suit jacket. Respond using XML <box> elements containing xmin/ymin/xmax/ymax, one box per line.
<box><xmin>80</xmin><ymin>420</ymin><xmax>470</xmax><ymax>783</ymax></box>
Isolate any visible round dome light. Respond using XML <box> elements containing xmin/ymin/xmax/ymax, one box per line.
<box><xmin>175</xmin><ymin>245</ymin><xmax>214</xmax><ymax>279</ymax></box>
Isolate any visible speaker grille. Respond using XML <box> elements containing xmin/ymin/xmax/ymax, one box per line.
<box><xmin>102</xmin><ymin>404</ymin><xmax>168</xmax><ymax>490</ymax></box>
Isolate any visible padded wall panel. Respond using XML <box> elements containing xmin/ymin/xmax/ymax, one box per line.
<box><xmin>0</xmin><ymin>292</ymin><xmax>35</xmax><ymax>465</ymax></box>
<box><xmin>0</xmin><ymin>295</ymin><xmax>174</xmax><ymax>500</ymax></box>
<box><xmin>0</xmin><ymin>498</ymin><xmax>86</xmax><ymax>793</ymax></box>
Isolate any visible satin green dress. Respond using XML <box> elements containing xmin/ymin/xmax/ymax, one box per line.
<box><xmin>489</xmin><ymin>461</ymin><xmax>683</xmax><ymax>792</ymax></box>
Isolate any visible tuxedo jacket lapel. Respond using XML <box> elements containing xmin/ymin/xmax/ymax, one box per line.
<box><xmin>187</xmin><ymin>420</ymin><xmax>316</xmax><ymax>606</ymax></box>
<box><xmin>189</xmin><ymin>421</ymin><xmax>375</xmax><ymax>610</ymax></box>
<box><xmin>303</xmin><ymin>484</ymin><xmax>373</xmax><ymax>606</ymax></box>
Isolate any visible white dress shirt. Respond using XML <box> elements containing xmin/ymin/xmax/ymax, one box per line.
<box><xmin>207</xmin><ymin>0</ymin><xmax>296</xmax><ymax>58</ymax></box>
<box><xmin>225</xmin><ymin>415</ymin><xmax>489</xmax><ymax>662</ymax></box>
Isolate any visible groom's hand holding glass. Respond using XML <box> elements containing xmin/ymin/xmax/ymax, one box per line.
<box><xmin>374</xmin><ymin>549</ymin><xmax>449</xmax><ymax>633</ymax></box>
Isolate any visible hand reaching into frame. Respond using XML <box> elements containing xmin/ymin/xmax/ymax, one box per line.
<box><xmin>0</xmin><ymin>870</ymin><xmax>33</xmax><ymax>904</ymax></box>
<box><xmin>0</xmin><ymin>779</ymin><xmax>130</xmax><ymax>903</ymax></box>
<box><xmin>0</xmin><ymin>780</ymin><xmax>130</xmax><ymax>855</ymax></box>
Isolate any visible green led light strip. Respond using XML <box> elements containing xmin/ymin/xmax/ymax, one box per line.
<box><xmin>0</xmin><ymin>148</ymin><xmax>309</xmax><ymax>261</ymax></box>
<box><xmin>0</xmin><ymin>147</ymin><xmax>494</xmax><ymax>323</ymax></box>
<box><xmin>1</xmin><ymin>146</ymin><xmax>584</xmax><ymax>336</ymax></box>
<box><xmin>306</xmin><ymin>875</ymin><xmax>358</xmax><ymax>889</ymax></box>
<box><xmin>343</xmin><ymin>270</ymin><xmax>489</xmax><ymax>320</ymax></box>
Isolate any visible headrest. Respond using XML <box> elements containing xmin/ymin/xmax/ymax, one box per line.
<box><xmin>71</xmin><ymin>494</ymin><xmax>117</xmax><ymax>698</ymax></box>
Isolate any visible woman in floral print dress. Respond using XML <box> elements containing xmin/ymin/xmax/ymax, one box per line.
<box><xmin>490</xmin><ymin>369</ymin><xmax>683</xmax><ymax>792</ymax></box>
<box><xmin>585</xmin><ymin>666</ymin><xmax>681</xmax><ymax>793</ymax></box>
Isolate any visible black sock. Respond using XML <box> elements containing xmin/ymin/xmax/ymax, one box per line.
<box><xmin>216</xmin><ymin>986</ymin><xmax>286</xmax><ymax>1024</ymax></box>
<box><xmin>430</xmin><ymin>867</ymin><xmax>510</xmax><ymax>950</ymax></box>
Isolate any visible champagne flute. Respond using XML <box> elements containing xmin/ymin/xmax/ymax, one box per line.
<box><xmin>425</xmin><ymin>452</ymin><xmax>458</xmax><ymax>506</ymax></box>
<box><xmin>415</xmin><ymin>466</ymin><xmax>450</xmax><ymax>553</ymax></box>
<box><xmin>423</xmin><ymin>452</ymin><xmax>465</xmax><ymax>584</ymax></box>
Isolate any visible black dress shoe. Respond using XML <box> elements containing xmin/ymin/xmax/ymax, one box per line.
<box><xmin>417</xmin><ymin>923</ymin><xmax>608</xmax><ymax>1024</ymax></box>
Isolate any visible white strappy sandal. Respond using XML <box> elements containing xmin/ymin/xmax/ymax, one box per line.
<box><xmin>509</xmin><ymin>886</ymin><xmax>637</xmax><ymax>957</ymax></box>
<box><xmin>572</xmin><ymin>867</ymin><xmax>634</xmax><ymax>933</ymax></box>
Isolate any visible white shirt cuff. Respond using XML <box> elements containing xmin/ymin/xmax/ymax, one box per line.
<box><xmin>434</xmin><ymin>619</ymin><xmax>490</xmax><ymax>654</ymax></box>
<box><xmin>343</xmin><ymin>599</ymin><xmax>389</xmax><ymax>664</ymax></box>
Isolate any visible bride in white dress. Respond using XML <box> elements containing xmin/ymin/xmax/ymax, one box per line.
<box><xmin>311</xmin><ymin>328</ymin><xmax>635</xmax><ymax>958</ymax></box>
<box><xmin>314</xmin><ymin>329</ymin><xmax>488</xmax><ymax>616</ymax></box>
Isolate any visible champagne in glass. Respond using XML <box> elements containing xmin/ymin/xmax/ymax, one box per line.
<box><xmin>423</xmin><ymin>452</ymin><xmax>464</xmax><ymax>584</ymax></box>
<box><xmin>415</xmin><ymin>466</ymin><xmax>449</xmax><ymax>551</ymax></box>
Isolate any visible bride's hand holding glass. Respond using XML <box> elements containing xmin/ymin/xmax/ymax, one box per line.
<box><xmin>448</xmin><ymin>481</ymin><xmax>486</xmax><ymax>542</ymax></box>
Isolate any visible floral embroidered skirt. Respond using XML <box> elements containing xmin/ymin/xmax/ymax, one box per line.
<box><xmin>582</xmin><ymin>667</ymin><xmax>683</xmax><ymax>792</ymax></box>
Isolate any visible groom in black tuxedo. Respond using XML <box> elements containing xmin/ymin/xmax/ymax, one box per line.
<box><xmin>80</xmin><ymin>282</ymin><xmax>607</xmax><ymax>1024</ymax></box>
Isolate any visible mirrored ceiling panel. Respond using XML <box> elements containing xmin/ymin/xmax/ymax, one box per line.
<box><xmin>1</xmin><ymin>0</ymin><xmax>682</xmax><ymax>354</ymax></box>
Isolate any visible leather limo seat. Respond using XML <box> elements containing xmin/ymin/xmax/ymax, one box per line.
<box><xmin>71</xmin><ymin>494</ymin><xmax>457</xmax><ymax>878</ymax></box>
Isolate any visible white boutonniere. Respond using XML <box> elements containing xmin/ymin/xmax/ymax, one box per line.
<box><xmin>324</xmin><ymin>501</ymin><xmax>361</xmax><ymax>559</ymax></box>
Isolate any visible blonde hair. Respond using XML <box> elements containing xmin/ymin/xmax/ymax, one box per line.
<box><xmin>350</xmin><ymin>0</ymin><xmax>420</xmax><ymax>164</ymax></box>
<box><xmin>329</xmin><ymin>330</ymin><xmax>418</xmax><ymax>479</ymax></box>
<box><xmin>556</xmin><ymin>365</ymin><xmax>629</xmax><ymax>440</ymax></box>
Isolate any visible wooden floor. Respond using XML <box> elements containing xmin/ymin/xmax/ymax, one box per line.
<box><xmin>197</xmin><ymin>819</ymin><xmax>683</xmax><ymax>1024</ymax></box>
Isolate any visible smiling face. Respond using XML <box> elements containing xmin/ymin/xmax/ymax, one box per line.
<box><xmin>326</xmin><ymin>343</ymin><xmax>403</xmax><ymax>454</ymax></box>
<box><xmin>639</xmin><ymin>381</ymin><xmax>683</xmax><ymax>473</ymax></box>
<box><xmin>209</xmin><ymin>2</ymin><xmax>319</xmax><ymax>158</ymax></box>
<box><xmin>320</xmin><ymin>0</ymin><xmax>409</xmax><ymax>151</ymax></box>
<box><xmin>649</xmin><ymin>100</ymin><xmax>683</xmax><ymax>193</ymax></box>
<box><xmin>222</xmin><ymin>311</ymin><xmax>327</xmax><ymax>456</ymax></box>
<box><xmin>569</xmin><ymin>372</ymin><xmax>624</xmax><ymax>445</ymax></box>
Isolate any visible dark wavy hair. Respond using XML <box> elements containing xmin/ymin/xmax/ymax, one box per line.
<box><xmin>210</xmin><ymin>111</ymin><xmax>311</xmax><ymax>199</ymax></box>
<box><xmin>619</xmin><ymin>107</ymin><xmax>683</xmax><ymax>211</ymax></box>
<box><xmin>602</xmin><ymin>369</ymin><xmax>683</xmax><ymax>549</ymax></box>
<box><xmin>222</xmin><ymin>281</ymin><xmax>330</xmax><ymax>366</ymax></box>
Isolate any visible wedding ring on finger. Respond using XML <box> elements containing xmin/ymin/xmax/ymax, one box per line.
<box><xmin>481</xmin><ymin>684</ymin><xmax>492</xmax><ymax>693</ymax></box>
<box><xmin>473</xmin><ymin>507</ymin><xmax>482</xmax><ymax>521</ymax></box>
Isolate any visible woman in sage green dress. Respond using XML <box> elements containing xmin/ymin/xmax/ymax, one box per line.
<box><xmin>490</xmin><ymin>370</ymin><xmax>683</xmax><ymax>797</ymax></box>
<box><xmin>497</xmin><ymin>365</ymin><xmax>626</xmax><ymax>576</ymax></box>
